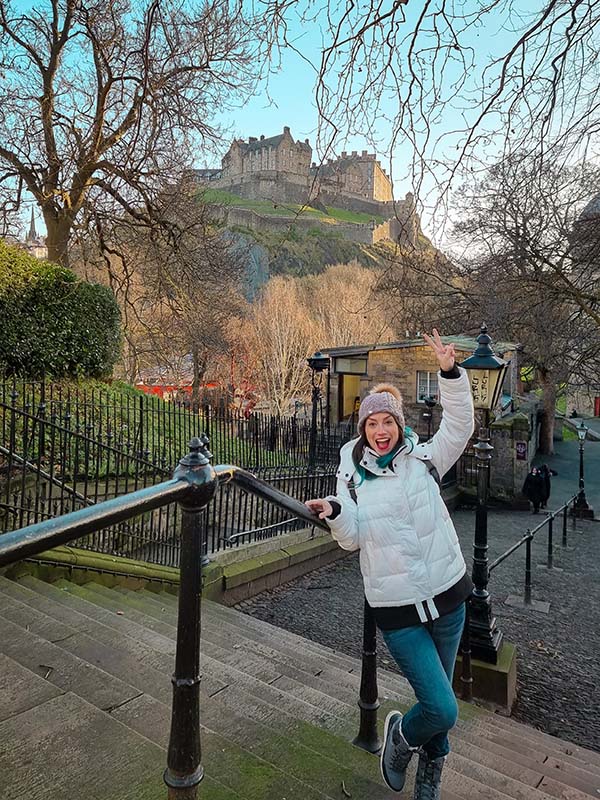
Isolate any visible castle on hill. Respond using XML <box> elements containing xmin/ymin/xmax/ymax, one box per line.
<box><xmin>190</xmin><ymin>127</ymin><xmax>420</xmax><ymax>245</ymax></box>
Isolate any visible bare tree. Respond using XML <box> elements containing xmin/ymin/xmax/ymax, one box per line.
<box><xmin>299</xmin><ymin>262</ymin><xmax>396</xmax><ymax>348</ymax></box>
<box><xmin>263</xmin><ymin>1</ymin><xmax>600</xmax><ymax>232</ymax></box>
<box><xmin>74</xmin><ymin>190</ymin><xmax>247</xmax><ymax>402</ymax></box>
<box><xmin>0</xmin><ymin>0</ymin><xmax>268</xmax><ymax>264</ymax></box>
<box><xmin>450</xmin><ymin>156</ymin><xmax>600</xmax><ymax>453</ymax></box>
<box><xmin>246</xmin><ymin>276</ymin><xmax>320</xmax><ymax>415</ymax></box>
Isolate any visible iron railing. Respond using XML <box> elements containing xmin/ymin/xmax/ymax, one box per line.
<box><xmin>0</xmin><ymin>381</ymin><xmax>344</xmax><ymax>560</ymax></box>
<box><xmin>0</xmin><ymin>379</ymin><xmax>352</xmax><ymax>477</ymax></box>
<box><xmin>0</xmin><ymin>438</ymin><xmax>335</xmax><ymax>798</ymax></box>
<box><xmin>0</xmin><ymin>433</ymin><xmax>483</xmax><ymax>797</ymax></box>
<box><xmin>488</xmin><ymin>494</ymin><xmax>579</xmax><ymax>606</ymax></box>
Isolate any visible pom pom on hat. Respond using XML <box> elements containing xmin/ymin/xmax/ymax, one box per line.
<box><xmin>358</xmin><ymin>383</ymin><xmax>405</xmax><ymax>434</ymax></box>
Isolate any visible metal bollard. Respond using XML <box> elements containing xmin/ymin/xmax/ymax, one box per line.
<box><xmin>353</xmin><ymin>598</ymin><xmax>382</xmax><ymax>754</ymax></box>
<box><xmin>524</xmin><ymin>533</ymin><xmax>532</xmax><ymax>605</ymax></box>
<box><xmin>460</xmin><ymin>601</ymin><xmax>473</xmax><ymax>702</ymax></box>
<box><xmin>562</xmin><ymin>505</ymin><xmax>568</xmax><ymax>547</ymax></box>
<box><xmin>547</xmin><ymin>516</ymin><xmax>553</xmax><ymax>568</ymax></box>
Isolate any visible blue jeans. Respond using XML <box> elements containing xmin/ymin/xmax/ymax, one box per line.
<box><xmin>382</xmin><ymin>602</ymin><xmax>465</xmax><ymax>759</ymax></box>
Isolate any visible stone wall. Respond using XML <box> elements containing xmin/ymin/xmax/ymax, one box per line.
<box><xmin>365</xmin><ymin>345</ymin><xmax>475</xmax><ymax>430</ymax></box>
<box><xmin>214</xmin><ymin>174</ymin><xmax>312</xmax><ymax>204</ymax></box>
<box><xmin>217</xmin><ymin>206</ymin><xmax>378</xmax><ymax>244</ymax></box>
<box><xmin>327</xmin><ymin>341</ymin><xmax>531</xmax><ymax>503</ymax></box>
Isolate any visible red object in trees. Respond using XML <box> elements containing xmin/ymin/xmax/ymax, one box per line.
<box><xmin>594</xmin><ymin>396</ymin><xmax>600</xmax><ymax>417</ymax></box>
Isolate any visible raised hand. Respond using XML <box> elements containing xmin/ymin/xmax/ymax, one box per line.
<box><xmin>422</xmin><ymin>328</ymin><xmax>456</xmax><ymax>372</ymax></box>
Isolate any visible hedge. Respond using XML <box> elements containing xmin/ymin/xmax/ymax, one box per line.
<box><xmin>0</xmin><ymin>239</ymin><xmax>121</xmax><ymax>378</ymax></box>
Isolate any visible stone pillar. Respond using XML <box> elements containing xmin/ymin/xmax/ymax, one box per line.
<box><xmin>488</xmin><ymin>413</ymin><xmax>532</xmax><ymax>508</ymax></box>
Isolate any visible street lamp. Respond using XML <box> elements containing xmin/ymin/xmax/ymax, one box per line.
<box><xmin>459</xmin><ymin>324</ymin><xmax>509</xmax><ymax>664</ymax></box>
<box><xmin>423</xmin><ymin>395</ymin><xmax>437</xmax><ymax>440</ymax></box>
<box><xmin>574</xmin><ymin>420</ymin><xmax>594</xmax><ymax>519</ymax></box>
<box><xmin>307</xmin><ymin>351</ymin><xmax>330</xmax><ymax>470</ymax></box>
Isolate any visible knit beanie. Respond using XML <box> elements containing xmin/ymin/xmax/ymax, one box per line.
<box><xmin>357</xmin><ymin>383</ymin><xmax>405</xmax><ymax>435</ymax></box>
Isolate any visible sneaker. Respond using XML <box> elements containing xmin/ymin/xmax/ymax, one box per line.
<box><xmin>380</xmin><ymin>711</ymin><xmax>415</xmax><ymax>793</ymax></box>
<box><xmin>413</xmin><ymin>752</ymin><xmax>446</xmax><ymax>800</ymax></box>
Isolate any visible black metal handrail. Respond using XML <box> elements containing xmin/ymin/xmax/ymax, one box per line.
<box><xmin>488</xmin><ymin>494</ymin><xmax>579</xmax><ymax>607</ymax></box>
<box><xmin>0</xmin><ymin>437</ymin><xmax>351</xmax><ymax>799</ymax></box>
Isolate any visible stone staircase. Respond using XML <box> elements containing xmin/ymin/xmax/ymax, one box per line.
<box><xmin>1</xmin><ymin>572</ymin><xmax>599</xmax><ymax>800</ymax></box>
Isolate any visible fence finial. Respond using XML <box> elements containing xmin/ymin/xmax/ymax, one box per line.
<box><xmin>179</xmin><ymin>436</ymin><xmax>212</xmax><ymax>467</ymax></box>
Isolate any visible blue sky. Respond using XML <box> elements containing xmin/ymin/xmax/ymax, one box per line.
<box><xmin>207</xmin><ymin>3</ymin><xmax>527</xmax><ymax>241</ymax></box>
<box><xmin>14</xmin><ymin>1</ymin><xmax>586</xmax><ymax>244</ymax></box>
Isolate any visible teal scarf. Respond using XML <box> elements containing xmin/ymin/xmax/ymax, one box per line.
<box><xmin>355</xmin><ymin>431</ymin><xmax>411</xmax><ymax>486</ymax></box>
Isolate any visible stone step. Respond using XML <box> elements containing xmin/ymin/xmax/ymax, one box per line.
<box><xmin>0</xmin><ymin>690</ymin><xmax>169</xmax><ymax>800</ymax></box>
<box><xmin>90</xmin><ymin>583</ymin><xmax>416</xmax><ymax>710</ymax></box>
<box><xmin>0</xmin><ymin>615</ymin><xmax>143</xmax><ymax>712</ymax></box>
<box><xmin>112</xmin><ymin>685</ymin><xmax>402</xmax><ymax>800</ymax></box>
<box><xmin>5</xmin><ymin>575</ymin><xmax>599</xmax><ymax>799</ymax></box>
<box><xmin>0</xmin><ymin>663</ymin><xmax>323</xmax><ymax>800</ymax></box>
<box><xmin>455</xmin><ymin>728</ymin><xmax>600</xmax><ymax>794</ymax></box>
<box><xmin>0</xmin><ymin>592</ymin><xmax>403</xmax><ymax>799</ymax></box>
<box><xmin>203</xmin><ymin>598</ymin><xmax>600</xmax><ymax>775</ymax></box>
<box><xmin>0</xmin><ymin>575</ymin><xmax>176</xmax><ymax>656</ymax></box>
<box><xmin>44</xmin><ymin>581</ymin><xmax>600</xmax><ymax>795</ymax></box>
<box><xmin>44</xmin><ymin>581</ymin><xmax>356</xmax><ymax>732</ymax></box>
<box><xmin>0</xmin><ymin>651</ymin><xmax>62</xmax><ymax>722</ymax></box>
<box><xmin>204</xmin><ymin>599</ymin><xmax>600</xmax><ymax>776</ymax></box>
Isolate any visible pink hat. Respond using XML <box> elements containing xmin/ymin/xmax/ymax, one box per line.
<box><xmin>358</xmin><ymin>383</ymin><xmax>405</xmax><ymax>434</ymax></box>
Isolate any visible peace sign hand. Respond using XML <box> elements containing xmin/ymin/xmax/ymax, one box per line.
<box><xmin>422</xmin><ymin>328</ymin><xmax>456</xmax><ymax>372</ymax></box>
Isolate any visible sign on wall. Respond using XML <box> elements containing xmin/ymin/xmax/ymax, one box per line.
<box><xmin>515</xmin><ymin>441</ymin><xmax>527</xmax><ymax>461</ymax></box>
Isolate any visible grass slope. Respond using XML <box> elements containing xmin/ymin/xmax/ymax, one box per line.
<box><xmin>201</xmin><ymin>189</ymin><xmax>385</xmax><ymax>225</ymax></box>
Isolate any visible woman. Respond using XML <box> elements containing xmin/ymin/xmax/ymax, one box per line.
<box><xmin>306</xmin><ymin>329</ymin><xmax>474</xmax><ymax>800</ymax></box>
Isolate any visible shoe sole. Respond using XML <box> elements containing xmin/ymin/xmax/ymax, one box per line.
<box><xmin>380</xmin><ymin>709</ymin><xmax>404</xmax><ymax>793</ymax></box>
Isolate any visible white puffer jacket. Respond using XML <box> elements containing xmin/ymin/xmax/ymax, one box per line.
<box><xmin>326</xmin><ymin>368</ymin><xmax>474</xmax><ymax>621</ymax></box>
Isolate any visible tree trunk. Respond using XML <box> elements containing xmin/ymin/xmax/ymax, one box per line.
<box><xmin>43</xmin><ymin>210</ymin><xmax>72</xmax><ymax>267</ymax></box>
<box><xmin>538</xmin><ymin>370</ymin><xmax>556</xmax><ymax>455</ymax></box>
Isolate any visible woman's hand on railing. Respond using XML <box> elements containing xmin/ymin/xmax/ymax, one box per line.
<box><xmin>305</xmin><ymin>498</ymin><xmax>333</xmax><ymax>520</ymax></box>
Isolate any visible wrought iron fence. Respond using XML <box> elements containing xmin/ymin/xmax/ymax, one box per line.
<box><xmin>0</xmin><ymin>380</ymin><xmax>343</xmax><ymax>563</ymax></box>
<box><xmin>1</xmin><ymin>378</ymin><xmax>471</xmax><ymax>567</ymax></box>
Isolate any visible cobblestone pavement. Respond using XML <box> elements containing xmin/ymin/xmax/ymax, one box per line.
<box><xmin>235</xmin><ymin>504</ymin><xmax>600</xmax><ymax>753</ymax></box>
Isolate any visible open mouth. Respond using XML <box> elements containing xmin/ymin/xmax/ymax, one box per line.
<box><xmin>374</xmin><ymin>438</ymin><xmax>392</xmax><ymax>453</ymax></box>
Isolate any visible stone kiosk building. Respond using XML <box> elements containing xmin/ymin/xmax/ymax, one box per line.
<box><xmin>322</xmin><ymin>335</ymin><xmax>537</xmax><ymax>506</ymax></box>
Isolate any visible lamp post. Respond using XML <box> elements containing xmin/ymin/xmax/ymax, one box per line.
<box><xmin>307</xmin><ymin>351</ymin><xmax>330</xmax><ymax>471</ymax></box>
<box><xmin>423</xmin><ymin>395</ymin><xmax>437</xmax><ymax>440</ymax></box>
<box><xmin>574</xmin><ymin>420</ymin><xmax>594</xmax><ymax>519</ymax></box>
<box><xmin>459</xmin><ymin>324</ymin><xmax>509</xmax><ymax>664</ymax></box>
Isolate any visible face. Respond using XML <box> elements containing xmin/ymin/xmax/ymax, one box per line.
<box><xmin>364</xmin><ymin>412</ymin><xmax>400</xmax><ymax>455</ymax></box>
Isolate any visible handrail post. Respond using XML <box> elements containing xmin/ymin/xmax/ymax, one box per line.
<box><xmin>164</xmin><ymin>437</ymin><xmax>217</xmax><ymax>799</ymax></box>
<box><xmin>352</xmin><ymin>598</ymin><xmax>381</xmax><ymax>753</ymax></box>
<box><xmin>524</xmin><ymin>533</ymin><xmax>532</xmax><ymax>605</ymax></box>
<box><xmin>562</xmin><ymin>504</ymin><xmax>568</xmax><ymax>547</ymax></box>
<box><xmin>547</xmin><ymin>516</ymin><xmax>553</xmax><ymax>569</ymax></box>
<box><xmin>460</xmin><ymin>601</ymin><xmax>473</xmax><ymax>702</ymax></box>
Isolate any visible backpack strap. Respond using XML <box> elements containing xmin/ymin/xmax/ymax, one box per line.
<box><xmin>346</xmin><ymin>458</ymin><xmax>441</xmax><ymax>503</ymax></box>
<box><xmin>423</xmin><ymin>460</ymin><xmax>441</xmax><ymax>487</ymax></box>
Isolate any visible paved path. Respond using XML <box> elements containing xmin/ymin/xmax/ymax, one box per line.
<box><xmin>236</xmin><ymin>436</ymin><xmax>600</xmax><ymax>753</ymax></box>
<box><xmin>532</xmin><ymin>437</ymin><xmax>600</xmax><ymax>514</ymax></box>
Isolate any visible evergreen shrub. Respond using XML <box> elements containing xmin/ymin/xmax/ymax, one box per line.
<box><xmin>0</xmin><ymin>240</ymin><xmax>121</xmax><ymax>377</ymax></box>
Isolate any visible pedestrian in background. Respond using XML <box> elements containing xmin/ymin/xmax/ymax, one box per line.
<box><xmin>305</xmin><ymin>329</ymin><xmax>474</xmax><ymax>800</ymax></box>
<box><xmin>523</xmin><ymin>467</ymin><xmax>545</xmax><ymax>514</ymax></box>
<box><xmin>538</xmin><ymin>464</ymin><xmax>558</xmax><ymax>509</ymax></box>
